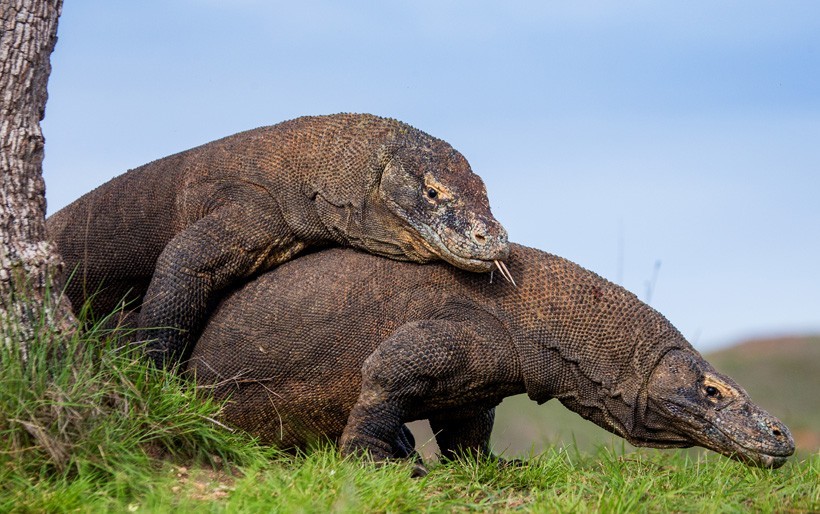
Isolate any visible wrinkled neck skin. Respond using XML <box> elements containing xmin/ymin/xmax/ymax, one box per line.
<box><xmin>481</xmin><ymin>245</ymin><xmax>793</xmax><ymax>468</ymax></box>
<box><xmin>353</xmin><ymin>189</ymin><xmax>438</xmax><ymax>264</ymax></box>
<box><xmin>304</xmin><ymin>137</ymin><xmax>421</xmax><ymax>260</ymax></box>
<box><xmin>492</xmin><ymin>247</ymin><xmax>688</xmax><ymax>439</ymax></box>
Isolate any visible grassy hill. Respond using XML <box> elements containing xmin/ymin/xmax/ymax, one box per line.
<box><xmin>410</xmin><ymin>334</ymin><xmax>820</xmax><ymax>460</ymax></box>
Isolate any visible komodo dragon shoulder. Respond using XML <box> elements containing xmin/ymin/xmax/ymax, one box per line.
<box><xmin>46</xmin><ymin>113</ymin><xmax>509</xmax><ymax>368</ymax></box>
<box><xmin>189</xmin><ymin>244</ymin><xmax>794</xmax><ymax>472</ymax></box>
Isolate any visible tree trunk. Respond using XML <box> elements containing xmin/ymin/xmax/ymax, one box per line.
<box><xmin>1</xmin><ymin>0</ymin><xmax>73</xmax><ymax>359</ymax></box>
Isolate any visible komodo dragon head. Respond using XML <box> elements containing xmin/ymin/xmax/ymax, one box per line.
<box><xmin>637</xmin><ymin>349</ymin><xmax>794</xmax><ymax>468</ymax></box>
<box><xmin>370</xmin><ymin>135</ymin><xmax>509</xmax><ymax>273</ymax></box>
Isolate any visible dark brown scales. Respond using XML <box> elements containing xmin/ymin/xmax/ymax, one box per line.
<box><xmin>46</xmin><ymin>113</ymin><xmax>508</xmax><ymax>368</ymax></box>
<box><xmin>189</xmin><ymin>244</ymin><xmax>794</xmax><ymax>469</ymax></box>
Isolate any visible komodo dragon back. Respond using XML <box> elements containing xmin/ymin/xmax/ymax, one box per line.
<box><xmin>46</xmin><ymin>113</ymin><xmax>509</xmax><ymax>368</ymax></box>
<box><xmin>189</xmin><ymin>244</ymin><xmax>794</xmax><ymax>471</ymax></box>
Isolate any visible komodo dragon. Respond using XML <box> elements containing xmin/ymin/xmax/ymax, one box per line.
<box><xmin>188</xmin><ymin>244</ymin><xmax>795</xmax><ymax>470</ymax></box>
<box><xmin>46</xmin><ymin>113</ymin><xmax>509</xmax><ymax>368</ymax></box>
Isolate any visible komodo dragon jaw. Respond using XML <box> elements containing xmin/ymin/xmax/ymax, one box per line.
<box><xmin>643</xmin><ymin>350</ymin><xmax>794</xmax><ymax>468</ymax></box>
<box><xmin>375</xmin><ymin>139</ymin><xmax>509</xmax><ymax>273</ymax></box>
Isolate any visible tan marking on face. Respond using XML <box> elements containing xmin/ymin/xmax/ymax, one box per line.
<box><xmin>702</xmin><ymin>375</ymin><xmax>741</xmax><ymax>399</ymax></box>
<box><xmin>424</xmin><ymin>175</ymin><xmax>454</xmax><ymax>201</ymax></box>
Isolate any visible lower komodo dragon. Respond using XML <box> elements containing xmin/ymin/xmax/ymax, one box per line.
<box><xmin>46</xmin><ymin>113</ymin><xmax>509</xmax><ymax>368</ymax></box>
<box><xmin>188</xmin><ymin>244</ymin><xmax>795</xmax><ymax>472</ymax></box>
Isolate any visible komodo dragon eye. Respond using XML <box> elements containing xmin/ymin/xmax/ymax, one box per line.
<box><xmin>705</xmin><ymin>385</ymin><xmax>721</xmax><ymax>398</ymax></box>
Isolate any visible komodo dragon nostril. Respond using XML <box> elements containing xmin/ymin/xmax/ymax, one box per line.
<box><xmin>471</xmin><ymin>224</ymin><xmax>490</xmax><ymax>244</ymax></box>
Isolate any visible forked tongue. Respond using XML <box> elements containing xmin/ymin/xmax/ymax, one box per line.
<box><xmin>494</xmin><ymin>260</ymin><xmax>517</xmax><ymax>287</ymax></box>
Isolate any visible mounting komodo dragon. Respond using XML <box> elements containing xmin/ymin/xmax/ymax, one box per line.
<box><xmin>46</xmin><ymin>113</ymin><xmax>510</xmax><ymax>368</ymax></box>
<box><xmin>188</xmin><ymin>244</ymin><xmax>795</xmax><ymax>472</ymax></box>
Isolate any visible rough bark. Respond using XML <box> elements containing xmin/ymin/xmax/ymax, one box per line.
<box><xmin>1</xmin><ymin>0</ymin><xmax>73</xmax><ymax>359</ymax></box>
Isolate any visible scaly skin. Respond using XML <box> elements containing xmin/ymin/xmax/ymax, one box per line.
<box><xmin>46</xmin><ymin>113</ymin><xmax>508</xmax><ymax>368</ymax></box>
<box><xmin>188</xmin><ymin>244</ymin><xmax>795</xmax><ymax>470</ymax></box>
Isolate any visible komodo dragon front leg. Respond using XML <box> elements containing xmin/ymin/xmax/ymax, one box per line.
<box><xmin>340</xmin><ymin>316</ymin><xmax>519</xmax><ymax>464</ymax></box>
<box><xmin>139</xmin><ymin>198</ymin><xmax>307</xmax><ymax>368</ymax></box>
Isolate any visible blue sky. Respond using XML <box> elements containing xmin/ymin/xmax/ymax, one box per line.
<box><xmin>42</xmin><ymin>1</ymin><xmax>820</xmax><ymax>351</ymax></box>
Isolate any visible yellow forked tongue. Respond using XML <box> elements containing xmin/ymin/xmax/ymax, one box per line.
<box><xmin>494</xmin><ymin>259</ymin><xmax>517</xmax><ymax>287</ymax></box>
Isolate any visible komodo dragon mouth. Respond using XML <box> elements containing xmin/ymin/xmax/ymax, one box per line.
<box><xmin>406</xmin><ymin>219</ymin><xmax>514</xmax><ymax>284</ymax></box>
<box><xmin>660</xmin><ymin>398</ymin><xmax>794</xmax><ymax>468</ymax></box>
<box><xmin>429</xmin><ymin>235</ymin><xmax>515</xmax><ymax>286</ymax></box>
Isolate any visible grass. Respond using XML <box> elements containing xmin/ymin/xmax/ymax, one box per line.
<box><xmin>9</xmin><ymin>444</ymin><xmax>816</xmax><ymax>513</ymax></box>
<box><xmin>1</xmin><ymin>307</ymin><xmax>817</xmax><ymax>512</ymax></box>
<box><xmin>0</xmin><ymin>305</ymin><xmax>267</xmax><ymax>512</ymax></box>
